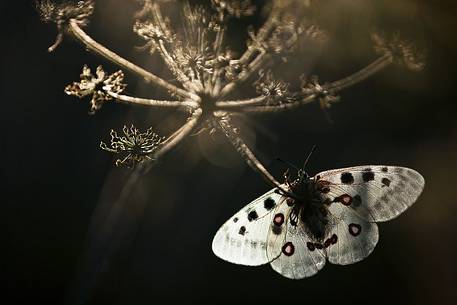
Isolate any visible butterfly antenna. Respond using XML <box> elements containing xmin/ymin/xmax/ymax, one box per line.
<box><xmin>276</xmin><ymin>158</ymin><xmax>300</xmax><ymax>171</ymax></box>
<box><xmin>302</xmin><ymin>145</ymin><xmax>317</xmax><ymax>171</ymax></box>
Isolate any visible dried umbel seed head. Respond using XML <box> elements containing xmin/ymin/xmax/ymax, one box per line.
<box><xmin>100</xmin><ymin>125</ymin><xmax>165</xmax><ymax>169</ymax></box>
<box><xmin>372</xmin><ymin>32</ymin><xmax>426</xmax><ymax>72</ymax></box>
<box><xmin>65</xmin><ymin>65</ymin><xmax>126</xmax><ymax>114</ymax></box>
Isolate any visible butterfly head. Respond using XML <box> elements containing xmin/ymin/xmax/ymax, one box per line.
<box><xmin>279</xmin><ymin>146</ymin><xmax>316</xmax><ymax>199</ymax></box>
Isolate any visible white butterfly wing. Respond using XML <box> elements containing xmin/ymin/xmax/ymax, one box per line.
<box><xmin>325</xmin><ymin>203</ymin><xmax>379</xmax><ymax>265</ymax></box>
<box><xmin>315</xmin><ymin>166</ymin><xmax>424</xmax><ymax>222</ymax></box>
<box><xmin>212</xmin><ymin>189</ymin><xmax>286</xmax><ymax>266</ymax></box>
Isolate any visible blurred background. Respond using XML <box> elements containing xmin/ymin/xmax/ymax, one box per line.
<box><xmin>1</xmin><ymin>0</ymin><xmax>456</xmax><ymax>304</ymax></box>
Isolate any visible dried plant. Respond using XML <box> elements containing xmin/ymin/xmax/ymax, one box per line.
<box><xmin>37</xmin><ymin>0</ymin><xmax>424</xmax><ymax>189</ymax></box>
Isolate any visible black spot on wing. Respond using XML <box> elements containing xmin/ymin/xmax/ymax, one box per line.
<box><xmin>306</xmin><ymin>242</ymin><xmax>315</xmax><ymax>251</ymax></box>
<box><xmin>247</xmin><ymin>210</ymin><xmax>258</xmax><ymax>221</ymax></box>
<box><xmin>381</xmin><ymin>167</ymin><xmax>388</xmax><ymax>172</ymax></box>
<box><xmin>362</xmin><ymin>171</ymin><xmax>375</xmax><ymax>182</ymax></box>
<box><xmin>264</xmin><ymin>197</ymin><xmax>276</xmax><ymax>210</ymax></box>
<box><xmin>341</xmin><ymin>172</ymin><xmax>354</xmax><ymax>184</ymax></box>
<box><xmin>353</xmin><ymin>195</ymin><xmax>362</xmax><ymax>207</ymax></box>
<box><xmin>238</xmin><ymin>226</ymin><xmax>246</xmax><ymax>235</ymax></box>
<box><xmin>382</xmin><ymin>177</ymin><xmax>391</xmax><ymax>187</ymax></box>
<box><xmin>286</xmin><ymin>198</ymin><xmax>295</xmax><ymax>206</ymax></box>
<box><xmin>233</xmin><ymin>217</ymin><xmax>238</xmax><ymax>223</ymax></box>
<box><xmin>272</xmin><ymin>225</ymin><xmax>282</xmax><ymax>235</ymax></box>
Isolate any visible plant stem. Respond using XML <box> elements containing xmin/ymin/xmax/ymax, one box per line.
<box><xmin>234</xmin><ymin>55</ymin><xmax>393</xmax><ymax>113</ymax></box>
<box><xmin>218</xmin><ymin>10</ymin><xmax>279</xmax><ymax>98</ymax></box>
<box><xmin>325</xmin><ymin>54</ymin><xmax>393</xmax><ymax>92</ymax></box>
<box><xmin>216</xmin><ymin>96</ymin><xmax>266</xmax><ymax>109</ymax></box>
<box><xmin>217</xmin><ymin>118</ymin><xmax>282</xmax><ymax>189</ymax></box>
<box><xmin>108</xmin><ymin>92</ymin><xmax>197</xmax><ymax>111</ymax></box>
<box><xmin>68</xmin><ymin>20</ymin><xmax>198</xmax><ymax>101</ymax></box>
<box><xmin>219</xmin><ymin>52</ymin><xmax>270</xmax><ymax>98</ymax></box>
<box><xmin>238</xmin><ymin>94</ymin><xmax>316</xmax><ymax>113</ymax></box>
<box><xmin>155</xmin><ymin>108</ymin><xmax>202</xmax><ymax>159</ymax></box>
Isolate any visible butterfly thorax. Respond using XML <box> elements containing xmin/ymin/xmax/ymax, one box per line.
<box><xmin>287</xmin><ymin>177</ymin><xmax>330</xmax><ymax>241</ymax></box>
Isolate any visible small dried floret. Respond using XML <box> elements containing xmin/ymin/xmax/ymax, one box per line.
<box><xmin>211</xmin><ymin>0</ymin><xmax>256</xmax><ymax>19</ymax></box>
<box><xmin>37</xmin><ymin>0</ymin><xmax>94</xmax><ymax>26</ymax></box>
<box><xmin>372</xmin><ymin>32</ymin><xmax>425</xmax><ymax>72</ymax></box>
<box><xmin>36</xmin><ymin>0</ymin><xmax>95</xmax><ymax>51</ymax></box>
<box><xmin>100</xmin><ymin>125</ymin><xmax>165</xmax><ymax>169</ymax></box>
<box><xmin>174</xmin><ymin>46</ymin><xmax>213</xmax><ymax>79</ymax></box>
<box><xmin>65</xmin><ymin>65</ymin><xmax>126</xmax><ymax>114</ymax></box>
<box><xmin>133</xmin><ymin>20</ymin><xmax>174</xmax><ymax>45</ymax></box>
<box><xmin>301</xmin><ymin>75</ymin><xmax>339</xmax><ymax>109</ymax></box>
<box><xmin>301</xmin><ymin>24</ymin><xmax>328</xmax><ymax>44</ymax></box>
<box><xmin>267</xmin><ymin>20</ymin><xmax>299</xmax><ymax>54</ymax></box>
<box><xmin>36</xmin><ymin>0</ymin><xmax>56</xmax><ymax>22</ymax></box>
<box><xmin>255</xmin><ymin>70</ymin><xmax>294</xmax><ymax>105</ymax></box>
<box><xmin>134</xmin><ymin>0</ymin><xmax>175</xmax><ymax>19</ymax></box>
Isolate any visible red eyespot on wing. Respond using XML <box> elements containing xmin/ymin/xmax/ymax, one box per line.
<box><xmin>282</xmin><ymin>242</ymin><xmax>295</xmax><ymax>256</ymax></box>
<box><xmin>334</xmin><ymin>194</ymin><xmax>353</xmax><ymax>206</ymax></box>
<box><xmin>349</xmin><ymin>223</ymin><xmax>362</xmax><ymax>236</ymax></box>
<box><xmin>273</xmin><ymin>213</ymin><xmax>285</xmax><ymax>226</ymax></box>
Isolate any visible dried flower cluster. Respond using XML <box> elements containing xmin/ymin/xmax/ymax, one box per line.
<box><xmin>65</xmin><ymin>65</ymin><xmax>126</xmax><ymax>114</ymax></box>
<box><xmin>100</xmin><ymin>125</ymin><xmax>164</xmax><ymax>168</ymax></box>
<box><xmin>38</xmin><ymin>0</ymin><xmax>424</xmax><ymax>188</ymax></box>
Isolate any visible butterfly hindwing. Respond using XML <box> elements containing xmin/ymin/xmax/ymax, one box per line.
<box><xmin>269</xmin><ymin>215</ymin><xmax>327</xmax><ymax>279</ymax></box>
<box><xmin>265</xmin><ymin>198</ymin><xmax>292</xmax><ymax>262</ymax></box>
<box><xmin>212</xmin><ymin>188</ymin><xmax>286</xmax><ymax>266</ymax></box>
<box><xmin>325</xmin><ymin>203</ymin><xmax>379</xmax><ymax>265</ymax></box>
<box><xmin>315</xmin><ymin>166</ymin><xmax>424</xmax><ymax>222</ymax></box>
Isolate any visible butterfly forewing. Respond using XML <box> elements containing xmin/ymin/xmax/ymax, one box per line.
<box><xmin>315</xmin><ymin>166</ymin><xmax>424</xmax><ymax>222</ymax></box>
<box><xmin>212</xmin><ymin>188</ymin><xmax>286</xmax><ymax>266</ymax></box>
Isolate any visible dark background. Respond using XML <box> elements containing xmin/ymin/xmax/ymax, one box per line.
<box><xmin>2</xmin><ymin>1</ymin><xmax>456</xmax><ymax>304</ymax></box>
